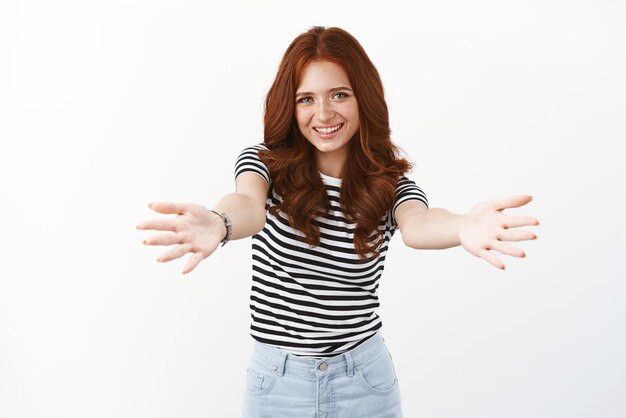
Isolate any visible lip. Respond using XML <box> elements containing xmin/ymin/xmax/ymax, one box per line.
<box><xmin>314</xmin><ymin>123</ymin><xmax>343</xmax><ymax>129</ymax></box>
<box><xmin>312</xmin><ymin>123</ymin><xmax>344</xmax><ymax>139</ymax></box>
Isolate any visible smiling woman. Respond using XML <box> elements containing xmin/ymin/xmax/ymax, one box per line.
<box><xmin>138</xmin><ymin>25</ymin><xmax>539</xmax><ymax>418</ymax></box>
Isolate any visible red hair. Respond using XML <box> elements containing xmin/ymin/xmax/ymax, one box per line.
<box><xmin>259</xmin><ymin>26</ymin><xmax>412</xmax><ymax>260</ymax></box>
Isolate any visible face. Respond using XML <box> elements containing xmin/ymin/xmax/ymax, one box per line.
<box><xmin>295</xmin><ymin>60</ymin><xmax>359</xmax><ymax>175</ymax></box>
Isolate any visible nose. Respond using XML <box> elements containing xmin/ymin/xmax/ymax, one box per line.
<box><xmin>317</xmin><ymin>100</ymin><xmax>335</xmax><ymax>121</ymax></box>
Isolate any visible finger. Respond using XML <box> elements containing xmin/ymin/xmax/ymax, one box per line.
<box><xmin>478</xmin><ymin>249</ymin><xmax>505</xmax><ymax>270</ymax></box>
<box><xmin>157</xmin><ymin>244</ymin><xmax>192</xmax><ymax>263</ymax></box>
<box><xmin>492</xmin><ymin>195</ymin><xmax>534</xmax><ymax>212</ymax></box>
<box><xmin>182</xmin><ymin>252</ymin><xmax>207</xmax><ymax>275</ymax></box>
<box><xmin>137</xmin><ymin>218</ymin><xmax>179</xmax><ymax>232</ymax></box>
<box><xmin>497</xmin><ymin>229</ymin><xmax>538</xmax><ymax>242</ymax></box>
<box><xmin>147</xmin><ymin>201</ymin><xmax>189</xmax><ymax>215</ymax></box>
<box><xmin>489</xmin><ymin>240</ymin><xmax>525</xmax><ymax>258</ymax></box>
<box><xmin>143</xmin><ymin>232</ymin><xmax>185</xmax><ymax>246</ymax></box>
<box><xmin>502</xmin><ymin>215</ymin><xmax>540</xmax><ymax>229</ymax></box>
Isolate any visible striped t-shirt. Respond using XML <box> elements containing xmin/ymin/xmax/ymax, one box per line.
<box><xmin>234</xmin><ymin>143</ymin><xmax>429</xmax><ymax>358</ymax></box>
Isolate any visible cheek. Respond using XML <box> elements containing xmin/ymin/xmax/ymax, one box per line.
<box><xmin>345</xmin><ymin>108</ymin><xmax>359</xmax><ymax>137</ymax></box>
<box><xmin>351</xmin><ymin>109</ymin><xmax>360</xmax><ymax>125</ymax></box>
<box><xmin>338</xmin><ymin>102</ymin><xmax>359</xmax><ymax>123</ymax></box>
<box><xmin>294</xmin><ymin>109</ymin><xmax>310</xmax><ymax>129</ymax></box>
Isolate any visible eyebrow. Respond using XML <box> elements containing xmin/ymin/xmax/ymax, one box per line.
<box><xmin>295</xmin><ymin>86</ymin><xmax>353</xmax><ymax>97</ymax></box>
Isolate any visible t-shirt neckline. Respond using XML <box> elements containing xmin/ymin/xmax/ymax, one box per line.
<box><xmin>319</xmin><ymin>171</ymin><xmax>342</xmax><ymax>186</ymax></box>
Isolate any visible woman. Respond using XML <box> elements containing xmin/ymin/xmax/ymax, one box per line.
<box><xmin>137</xmin><ymin>26</ymin><xmax>539</xmax><ymax>418</ymax></box>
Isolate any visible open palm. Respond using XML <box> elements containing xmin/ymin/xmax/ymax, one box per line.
<box><xmin>136</xmin><ymin>202</ymin><xmax>225</xmax><ymax>274</ymax></box>
<box><xmin>458</xmin><ymin>194</ymin><xmax>539</xmax><ymax>270</ymax></box>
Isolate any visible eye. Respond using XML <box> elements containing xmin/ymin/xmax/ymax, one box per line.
<box><xmin>332</xmin><ymin>92</ymin><xmax>349</xmax><ymax>99</ymax></box>
<box><xmin>297</xmin><ymin>96</ymin><xmax>313</xmax><ymax>103</ymax></box>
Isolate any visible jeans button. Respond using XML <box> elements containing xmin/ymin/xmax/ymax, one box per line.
<box><xmin>318</xmin><ymin>362</ymin><xmax>328</xmax><ymax>371</ymax></box>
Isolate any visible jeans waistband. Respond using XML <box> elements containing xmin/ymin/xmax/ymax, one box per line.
<box><xmin>250</xmin><ymin>331</ymin><xmax>387</xmax><ymax>379</ymax></box>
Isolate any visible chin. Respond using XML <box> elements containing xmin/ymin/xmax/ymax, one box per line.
<box><xmin>314</xmin><ymin>140</ymin><xmax>350</xmax><ymax>154</ymax></box>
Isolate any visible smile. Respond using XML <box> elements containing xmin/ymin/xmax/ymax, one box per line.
<box><xmin>313</xmin><ymin>123</ymin><xmax>343</xmax><ymax>135</ymax></box>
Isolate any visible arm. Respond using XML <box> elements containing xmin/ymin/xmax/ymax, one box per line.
<box><xmin>396</xmin><ymin>204</ymin><xmax>465</xmax><ymax>250</ymax></box>
<box><xmin>137</xmin><ymin>172</ymin><xmax>269</xmax><ymax>275</ymax></box>
<box><xmin>211</xmin><ymin>172</ymin><xmax>268</xmax><ymax>240</ymax></box>
<box><xmin>395</xmin><ymin>195</ymin><xmax>540</xmax><ymax>270</ymax></box>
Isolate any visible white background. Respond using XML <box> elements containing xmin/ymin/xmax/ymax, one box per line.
<box><xmin>1</xmin><ymin>0</ymin><xmax>625</xmax><ymax>417</ymax></box>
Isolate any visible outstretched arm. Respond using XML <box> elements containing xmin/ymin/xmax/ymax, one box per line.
<box><xmin>136</xmin><ymin>172</ymin><xmax>268</xmax><ymax>275</ymax></box>
<box><xmin>396</xmin><ymin>194</ymin><xmax>539</xmax><ymax>270</ymax></box>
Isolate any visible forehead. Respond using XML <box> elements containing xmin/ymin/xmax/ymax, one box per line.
<box><xmin>297</xmin><ymin>60</ymin><xmax>352</xmax><ymax>91</ymax></box>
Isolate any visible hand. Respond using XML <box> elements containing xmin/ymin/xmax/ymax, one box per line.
<box><xmin>136</xmin><ymin>202</ymin><xmax>226</xmax><ymax>275</ymax></box>
<box><xmin>458</xmin><ymin>194</ymin><xmax>539</xmax><ymax>270</ymax></box>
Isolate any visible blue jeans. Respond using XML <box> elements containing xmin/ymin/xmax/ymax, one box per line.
<box><xmin>242</xmin><ymin>331</ymin><xmax>403</xmax><ymax>418</ymax></box>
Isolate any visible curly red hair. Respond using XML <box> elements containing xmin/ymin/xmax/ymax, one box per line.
<box><xmin>259</xmin><ymin>26</ymin><xmax>412</xmax><ymax>260</ymax></box>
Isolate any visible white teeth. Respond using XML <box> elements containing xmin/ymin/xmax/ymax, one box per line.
<box><xmin>314</xmin><ymin>124</ymin><xmax>342</xmax><ymax>134</ymax></box>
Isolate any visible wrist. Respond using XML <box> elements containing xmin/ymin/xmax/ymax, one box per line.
<box><xmin>209</xmin><ymin>210</ymin><xmax>232</xmax><ymax>246</ymax></box>
<box><xmin>456</xmin><ymin>213</ymin><xmax>468</xmax><ymax>238</ymax></box>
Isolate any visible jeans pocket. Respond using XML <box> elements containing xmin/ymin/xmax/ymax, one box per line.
<box><xmin>355</xmin><ymin>349</ymin><xmax>399</xmax><ymax>395</ymax></box>
<box><xmin>245</xmin><ymin>365</ymin><xmax>277</xmax><ymax>397</ymax></box>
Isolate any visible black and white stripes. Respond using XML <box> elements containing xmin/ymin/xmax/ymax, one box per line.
<box><xmin>235</xmin><ymin>143</ymin><xmax>428</xmax><ymax>358</ymax></box>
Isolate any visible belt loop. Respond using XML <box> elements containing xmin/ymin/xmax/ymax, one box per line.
<box><xmin>275</xmin><ymin>351</ymin><xmax>287</xmax><ymax>377</ymax></box>
<box><xmin>344</xmin><ymin>351</ymin><xmax>354</xmax><ymax>377</ymax></box>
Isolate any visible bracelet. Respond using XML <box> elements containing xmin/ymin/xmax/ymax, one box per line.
<box><xmin>209</xmin><ymin>210</ymin><xmax>232</xmax><ymax>247</ymax></box>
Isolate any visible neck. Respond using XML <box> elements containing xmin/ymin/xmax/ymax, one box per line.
<box><xmin>316</xmin><ymin>152</ymin><xmax>346</xmax><ymax>179</ymax></box>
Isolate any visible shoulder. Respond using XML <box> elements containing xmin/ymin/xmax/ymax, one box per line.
<box><xmin>396</xmin><ymin>175</ymin><xmax>417</xmax><ymax>190</ymax></box>
<box><xmin>390</xmin><ymin>175</ymin><xmax>429</xmax><ymax>228</ymax></box>
<box><xmin>394</xmin><ymin>176</ymin><xmax>428</xmax><ymax>205</ymax></box>
<box><xmin>235</xmin><ymin>142</ymin><xmax>271</xmax><ymax>185</ymax></box>
<box><xmin>237</xmin><ymin>142</ymin><xmax>269</xmax><ymax>157</ymax></box>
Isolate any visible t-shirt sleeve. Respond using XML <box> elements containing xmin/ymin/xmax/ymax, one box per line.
<box><xmin>390</xmin><ymin>176</ymin><xmax>429</xmax><ymax>229</ymax></box>
<box><xmin>234</xmin><ymin>143</ymin><xmax>271</xmax><ymax>185</ymax></box>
